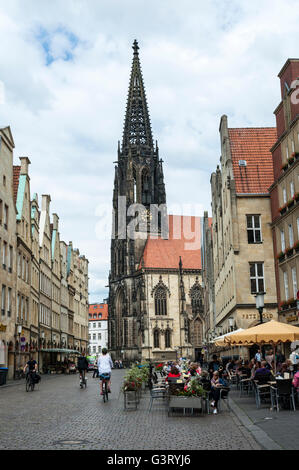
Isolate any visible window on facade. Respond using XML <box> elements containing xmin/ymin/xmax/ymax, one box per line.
<box><xmin>155</xmin><ymin>287</ymin><xmax>167</xmax><ymax>316</ymax></box>
<box><xmin>93</xmin><ymin>346</ymin><xmax>96</xmax><ymax>353</ymax></box>
<box><xmin>4</xmin><ymin>205</ymin><xmax>8</xmax><ymax>229</ymax></box>
<box><xmin>250</xmin><ymin>263</ymin><xmax>264</xmax><ymax>294</ymax></box>
<box><xmin>247</xmin><ymin>215</ymin><xmax>262</xmax><ymax>243</ymax></box>
<box><xmin>284</xmin><ymin>271</ymin><xmax>289</xmax><ymax>300</ymax></box>
<box><xmin>98</xmin><ymin>322</ymin><xmax>101</xmax><ymax>328</ymax></box>
<box><xmin>153</xmin><ymin>329</ymin><xmax>160</xmax><ymax>348</ymax></box>
<box><xmin>93</xmin><ymin>334</ymin><xmax>96</xmax><ymax>340</ymax></box>
<box><xmin>292</xmin><ymin>267</ymin><xmax>297</xmax><ymax>298</ymax></box>
<box><xmin>289</xmin><ymin>224</ymin><xmax>294</xmax><ymax>247</ymax></box>
<box><xmin>1</xmin><ymin>285</ymin><xmax>5</xmax><ymax>315</ymax></box>
<box><xmin>7</xmin><ymin>288</ymin><xmax>11</xmax><ymax>317</ymax></box>
<box><xmin>283</xmin><ymin>188</ymin><xmax>287</xmax><ymax>204</ymax></box>
<box><xmin>9</xmin><ymin>246</ymin><xmax>12</xmax><ymax>272</ymax></box>
<box><xmin>98</xmin><ymin>333</ymin><xmax>101</xmax><ymax>340</ymax></box>
<box><xmin>290</xmin><ymin>182</ymin><xmax>295</xmax><ymax>199</ymax></box>
<box><xmin>281</xmin><ymin>230</ymin><xmax>285</xmax><ymax>252</ymax></box>
<box><xmin>2</xmin><ymin>241</ymin><xmax>7</xmax><ymax>268</ymax></box>
<box><xmin>190</xmin><ymin>286</ymin><xmax>202</xmax><ymax>314</ymax></box>
<box><xmin>165</xmin><ymin>329</ymin><xmax>171</xmax><ymax>348</ymax></box>
<box><xmin>93</xmin><ymin>322</ymin><xmax>96</xmax><ymax>328</ymax></box>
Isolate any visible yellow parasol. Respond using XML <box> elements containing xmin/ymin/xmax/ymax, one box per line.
<box><xmin>224</xmin><ymin>320</ymin><xmax>299</xmax><ymax>345</ymax></box>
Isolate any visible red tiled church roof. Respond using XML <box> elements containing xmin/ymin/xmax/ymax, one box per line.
<box><xmin>139</xmin><ymin>215</ymin><xmax>208</xmax><ymax>270</ymax></box>
<box><xmin>88</xmin><ymin>303</ymin><xmax>108</xmax><ymax>320</ymax></box>
<box><xmin>228</xmin><ymin>128</ymin><xmax>277</xmax><ymax>194</ymax></box>
<box><xmin>13</xmin><ymin>166</ymin><xmax>21</xmax><ymax>204</ymax></box>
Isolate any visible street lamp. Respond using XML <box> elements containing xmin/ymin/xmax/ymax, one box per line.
<box><xmin>17</xmin><ymin>324</ymin><xmax>22</xmax><ymax>372</ymax></box>
<box><xmin>255</xmin><ymin>292</ymin><xmax>265</xmax><ymax>324</ymax></box>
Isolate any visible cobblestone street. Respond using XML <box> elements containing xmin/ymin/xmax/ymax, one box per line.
<box><xmin>0</xmin><ymin>370</ymin><xmax>260</xmax><ymax>450</ymax></box>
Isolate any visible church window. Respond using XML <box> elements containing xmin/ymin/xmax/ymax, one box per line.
<box><xmin>155</xmin><ymin>287</ymin><xmax>167</xmax><ymax>316</ymax></box>
<box><xmin>153</xmin><ymin>329</ymin><xmax>160</xmax><ymax>348</ymax></box>
<box><xmin>165</xmin><ymin>329</ymin><xmax>171</xmax><ymax>348</ymax></box>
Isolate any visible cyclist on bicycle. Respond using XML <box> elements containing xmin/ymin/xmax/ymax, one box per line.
<box><xmin>23</xmin><ymin>356</ymin><xmax>40</xmax><ymax>383</ymax></box>
<box><xmin>98</xmin><ymin>348</ymin><xmax>113</xmax><ymax>395</ymax></box>
<box><xmin>77</xmin><ymin>351</ymin><xmax>89</xmax><ymax>385</ymax></box>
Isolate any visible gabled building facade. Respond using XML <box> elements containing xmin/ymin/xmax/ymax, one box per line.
<box><xmin>210</xmin><ymin>116</ymin><xmax>278</xmax><ymax>357</ymax></box>
<box><xmin>0</xmin><ymin>126</ymin><xmax>17</xmax><ymax>378</ymax></box>
<box><xmin>269</xmin><ymin>58</ymin><xmax>299</xmax><ymax>329</ymax></box>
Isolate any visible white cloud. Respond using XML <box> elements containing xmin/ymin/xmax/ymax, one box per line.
<box><xmin>0</xmin><ymin>0</ymin><xmax>298</xmax><ymax>302</ymax></box>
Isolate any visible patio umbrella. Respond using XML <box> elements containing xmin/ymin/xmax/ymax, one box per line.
<box><xmin>213</xmin><ymin>329</ymin><xmax>244</xmax><ymax>346</ymax></box>
<box><xmin>224</xmin><ymin>320</ymin><xmax>299</xmax><ymax>373</ymax></box>
<box><xmin>224</xmin><ymin>320</ymin><xmax>299</xmax><ymax>345</ymax></box>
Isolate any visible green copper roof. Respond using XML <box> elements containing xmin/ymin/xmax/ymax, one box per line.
<box><xmin>51</xmin><ymin>229</ymin><xmax>57</xmax><ymax>259</ymax></box>
<box><xmin>16</xmin><ymin>175</ymin><xmax>26</xmax><ymax>221</ymax></box>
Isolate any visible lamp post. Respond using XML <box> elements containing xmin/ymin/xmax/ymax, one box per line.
<box><xmin>17</xmin><ymin>324</ymin><xmax>22</xmax><ymax>372</ymax></box>
<box><xmin>255</xmin><ymin>292</ymin><xmax>265</xmax><ymax>324</ymax></box>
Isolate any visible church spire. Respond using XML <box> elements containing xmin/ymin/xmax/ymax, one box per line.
<box><xmin>122</xmin><ymin>40</ymin><xmax>154</xmax><ymax>151</ymax></box>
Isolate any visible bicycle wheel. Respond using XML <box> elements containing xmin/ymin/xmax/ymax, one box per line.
<box><xmin>105</xmin><ymin>380</ymin><xmax>109</xmax><ymax>402</ymax></box>
<box><xmin>26</xmin><ymin>378</ymin><xmax>30</xmax><ymax>392</ymax></box>
<box><xmin>31</xmin><ymin>380</ymin><xmax>35</xmax><ymax>391</ymax></box>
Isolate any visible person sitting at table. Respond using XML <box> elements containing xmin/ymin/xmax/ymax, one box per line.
<box><xmin>208</xmin><ymin>355</ymin><xmax>221</xmax><ymax>378</ymax></box>
<box><xmin>167</xmin><ymin>366</ymin><xmax>181</xmax><ymax>380</ymax></box>
<box><xmin>254</xmin><ymin>360</ymin><xmax>273</xmax><ymax>382</ymax></box>
<box><xmin>188</xmin><ymin>363</ymin><xmax>200</xmax><ymax>377</ymax></box>
<box><xmin>210</xmin><ymin>371</ymin><xmax>226</xmax><ymax>415</ymax></box>
<box><xmin>292</xmin><ymin>370</ymin><xmax>299</xmax><ymax>392</ymax></box>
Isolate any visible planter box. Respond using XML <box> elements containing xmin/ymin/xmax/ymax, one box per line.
<box><xmin>124</xmin><ymin>390</ymin><xmax>138</xmax><ymax>410</ymax></box>
<box><xmin>168</xmin><ymin>396</ymin><xmax>203</xmax><ymax>409</ymax></box>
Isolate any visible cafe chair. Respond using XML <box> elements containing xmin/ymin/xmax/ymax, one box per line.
<box><xmin>253</xmin><ymin>377</ymin><xmax>271</xmax><ymax>409</ymax></box>
<box><xmin>148</xmin><ymin>385</ymin><xmax>167</xmax><ymax>412</ymax></box>
<box><xmin>218</xmin><ymin>387</ymin><xmax>230</xmax><ymax>412</ymax></box>
<box><xmin>270</xmin><ymin>379</ymin><xmax>296</xmax><ymax>412</ymax></box>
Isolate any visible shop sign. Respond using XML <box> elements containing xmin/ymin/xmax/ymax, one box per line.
<box><xmin>0</xmin><ymin>324</ymin><xmax>7</xmax><ymax>332</ymax></box>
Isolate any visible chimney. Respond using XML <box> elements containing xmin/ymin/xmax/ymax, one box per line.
<box><xmin>52</xmin><ymin>213</ymin><xmax>59</xmax><ymax>231</ymax></box>
<box><xmin>41</xmin><ymin>195</ymin><xmax>51</xmax><ymax>212</ymax></box>
<box><xmin>19</xmin><ymin>157</ymin><xmax>31</xmax><ymax>175</ymax></box>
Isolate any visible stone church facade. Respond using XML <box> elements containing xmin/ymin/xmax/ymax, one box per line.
<box><xmin>108</xmin><ymin>41</ymin><xmax>206</xmax><ymax>363</ymax></box>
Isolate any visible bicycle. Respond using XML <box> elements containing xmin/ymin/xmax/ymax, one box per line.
<box><xmin>26</xmin><ymin>372</ymin><xmax>36</xmax><ymax>392</ymax></box>
<box><xmin>100</xmin><ymin>373</ymin><xmax>110</xmax><ymax>403</ymax></box>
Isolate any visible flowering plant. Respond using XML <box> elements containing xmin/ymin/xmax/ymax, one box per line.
<box><xmin>155</xmin><ymin>363</ymin><xmax>164</xmax><ymax>372</ymax></box>
<box><xmin>177</xmin><ymin>378</ymin><xmax>206</xmax><ymax>398</ymax></box>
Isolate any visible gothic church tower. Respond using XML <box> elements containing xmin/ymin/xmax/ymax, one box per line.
<box><xmin>108</xmin><ymin>41</ymin><xmax>166</xmax><ymax>361</ymax></box>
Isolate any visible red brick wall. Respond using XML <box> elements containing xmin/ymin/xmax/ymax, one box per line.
<box><xmin>272</xmin><ymin>145</ymin><xmax>282</xmax><ymax>181</ymax></box>
<box><xmin>270</xmin><ymin>185</ymin><xmax>279</xmax><ymax>223</ymax></box>
<box><xmin>275</xmin><ymin>105</ymin><xmax>285</xmax><ymax>139</ymax></box>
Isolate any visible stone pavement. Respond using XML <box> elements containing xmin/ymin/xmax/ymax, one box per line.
<box><xmin>0</xmin><ymin>370</ymin><xmax>260</xmax><ymax>450</ymax></box>
<box><xmin>229</xmin><ymin>388</ymin><xmax>299</xmax><ymax>450</ymax></box>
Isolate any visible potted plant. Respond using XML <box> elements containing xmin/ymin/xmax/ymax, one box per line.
<box><xmin>168</xmin><ymin>378</ymin><xmax>206</xmax><ymax>410</ymax></box>
<box><xmin>276</xmin><ymin>251</ymin><xmax>285</xmax><ymax>261</ymax></box>
<box><xmin>287</xmin><ymin>198</ymin><xmax>294</xmax><ymax>209</ymax></box>
<box><xmin>281</xmin><ymin>162</ymin><xmax>288</xmax><ymax>171</ymax></box>
<box><xmin>286</xmin><ymin>246</ymin><xmax>294</xmax><ymax>257</ymax></box>
<box><xmin>293</xmin><ymin>192</ymin><xmax>299</xmax><ymax>202</ymax></box>
<box><xmin>293</xmin><ymin>240</ymin><xmax>299</xmax><ymax>252</ymax></box>
<box><xmin>278</xmin><ymin>203</ymin><xmax>287</xmax><ymax>215</ymax></box>
<box><xmin>287</xmin><ymin>297</ymin><xmax>296</xmax><ymax>308</ymax></box>
<box><xmin>279</xmin><ymin>300</ymin><xmax>289</xmax><ymax>311</ymax></box>
<box><xmin>288</xmin><ymin>156</ymin><xmax>295</xmax><ymax>165</ymax></box>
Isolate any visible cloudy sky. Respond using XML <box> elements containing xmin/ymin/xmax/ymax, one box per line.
<box><xmin>0</xmin><ymin>0</ymin><xmax>298</xmax><ymax>302</ymax></box>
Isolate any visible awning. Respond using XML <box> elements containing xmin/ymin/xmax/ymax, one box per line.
<box><xmin>211</xmin><ymin>329</ymin><xmax>244</xmax><ymax>346</ymax></box>
<box><xmin>40</xmin><ymin>348</ymin><xmax>81</xmax><ymax>355</ymax></box>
